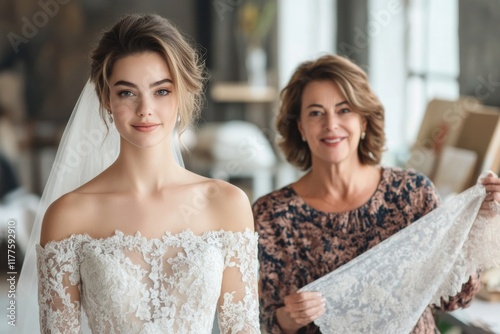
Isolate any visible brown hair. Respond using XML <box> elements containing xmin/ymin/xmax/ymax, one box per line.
<box><xmin>90</xmin><ymin>13</ymin><xmax>205</xmax><ymax>133</ymax></box>
<box><xmin>276</xmin><ymin>54</ymin><xmax>385</xmax><ymax>170</ymax></box>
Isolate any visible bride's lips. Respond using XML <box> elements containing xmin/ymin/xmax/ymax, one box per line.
<box><xmin>132</xmin><ymin>123</ymin><xmax>160</xmax><ymax>132</ymax></box>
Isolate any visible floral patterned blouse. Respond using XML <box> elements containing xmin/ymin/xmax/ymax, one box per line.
<box><xmin>253</xmin><ymin>166</ymin><xmax>481</xmax><ymax>334</ymax></box>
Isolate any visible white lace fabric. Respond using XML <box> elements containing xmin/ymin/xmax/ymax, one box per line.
<box><xmin>36</xmin><ymin>229</ymin><xmax>260</xmax><ymax>334</ymax></box>
<box><xmin>300</xmin><ymin>172</ymin><xmax>500</xmax><ymax>334</ymax></box>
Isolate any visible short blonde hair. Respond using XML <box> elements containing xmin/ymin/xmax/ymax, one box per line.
<box><xmin>90</xmin><ymin>14</ymin><xmax>206</xmax><ymax>133</ymax></box>
<box><xmin>276</xmin><ymin>54</ymin><xmax>385</xmax><ymax>170</ymax></box>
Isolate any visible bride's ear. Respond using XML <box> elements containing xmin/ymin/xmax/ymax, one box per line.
<box><xmin>103</xmin><ymin>101</ymin><xmax>111</xmax><ymax>112</ymax></box>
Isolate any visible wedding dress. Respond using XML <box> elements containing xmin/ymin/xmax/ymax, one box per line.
<box><xmin>301</xmin><ymin>171</ymin><xmax>500</xmax><ymax>334</ymax></box>
<box><xmin>37</xmin><ymin>229</ymin><xmax>259</xmax><ymax>334</ymax></box>
<box><xmin>14</xmin><ymin>81</ymin><xmax>260</xmax><ymax>333</ymax></box>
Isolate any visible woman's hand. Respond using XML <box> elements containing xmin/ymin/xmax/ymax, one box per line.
<box><xmin>481</xmin><ymin>173</ymin><xmax>500</xmax><ymax>212</ymax></box>
<box><xmin>276</xmin><ymin>291</ymin><xmax>326</xmax><ymax>334</ymax></box>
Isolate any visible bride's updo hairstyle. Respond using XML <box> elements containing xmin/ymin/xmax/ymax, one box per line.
<box><xmin>90</xmin><ymin>13</ymin><xmax>205</xmax><ymax>133</ymax></box>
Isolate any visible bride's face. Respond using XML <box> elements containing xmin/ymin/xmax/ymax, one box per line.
<box><xmin>108</xmin><ymin>51</ymin><xmax>178</xmax><ymax>149</ymax></box>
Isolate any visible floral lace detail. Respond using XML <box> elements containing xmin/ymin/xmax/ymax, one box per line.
<box><xmin>218</xmin><ymin>232</ymin><xmax>260</xmax><ymax>333</ymax></box>
<box><xmin>37</xmin><ymin>239</ymin><xmax>82</xmax><ymax>334</ymax></box>
<box><xmin>300</xmin><ymin>174</ymin><xmax>500</xmax><ymax>334</ymax></box>
<box><xmin>36</xmin><ymin>229</ymin><xmax>260</xmax><ymax>334</ymax></box>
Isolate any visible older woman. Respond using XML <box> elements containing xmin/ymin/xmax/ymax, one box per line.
<box><xmin>253</xmin><ymin>54</ymin><xmax>499</xmax><ymax>334</ymax></box>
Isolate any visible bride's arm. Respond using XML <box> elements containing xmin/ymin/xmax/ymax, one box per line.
<box><xmin>37</xmin><ymin>241</ymin><xmax>82</xmax><ymax>334</ymax></box>
<box><xmin>212</xmin><ymin>182</ymin><xmax>260</xmax><ymax>334</ymax></box>
<box><xmin>38</xmin><ymin>194</ymin><xmax>84</xmax><ymax>334</ymax></box>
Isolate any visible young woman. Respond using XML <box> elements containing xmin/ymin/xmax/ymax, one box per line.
<box><xmin>17</xmin><ymin>14</ymin><xmax>259</xmax><ymax>334</ymax></box>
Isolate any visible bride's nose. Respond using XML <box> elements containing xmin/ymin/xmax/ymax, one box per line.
<box><xmin>137</xmin><ymin>98</ymin><xmax>153</xmax><ymax>117</ymax></box>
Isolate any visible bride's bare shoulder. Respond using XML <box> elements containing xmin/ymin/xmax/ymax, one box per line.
<box><xmin>200</xmin><ymin>178</ymin><xmax>254</xmax><ymax>233</ymax></box>
<box><xmin>178</xmin><ymin>171</ymin><xmax>254</xmax><ymax>232</ymax></box>
<box><xmin>39</xmin><ymin>186</ymin><xmax>101</xmax><ymax>246</ymax></box>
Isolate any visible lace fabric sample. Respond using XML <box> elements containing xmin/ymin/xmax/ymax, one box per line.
<box><xmin>300</xmin><ymin>172</ymin><xmax>500</xmax><ymax>334</ymax></box>
<box><xmin>36</xmin><ymin>229</ymin><xmax>260</xmax><ymax>334</ymax></box>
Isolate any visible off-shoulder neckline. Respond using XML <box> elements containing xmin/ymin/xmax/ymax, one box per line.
<box><xmin>38</xmin><ymin>228</ymin><xmax>257</xmax><ymax>249</ymax></box>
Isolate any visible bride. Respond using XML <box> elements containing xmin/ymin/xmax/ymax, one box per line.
<box><xmin>17</xmin><ymin>13</ymin><xmax>259</xmax><ymax>334</ymax></box>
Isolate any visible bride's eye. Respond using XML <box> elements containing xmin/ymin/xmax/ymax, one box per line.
<box><xmin>118</xmin><ymin>90</ymin><xmax>134</xmax><ymax>98</ymax></box>
<box><xmin>156</xmin><ymin>89</ymin><xmax>170</xmax><ymax>96</ymax></box>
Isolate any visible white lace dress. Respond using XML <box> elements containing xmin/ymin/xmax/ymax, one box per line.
<box><xmin>36</xmin><ymin>229</ymin><xmax>260</xmax><ymax>334</ymax></box>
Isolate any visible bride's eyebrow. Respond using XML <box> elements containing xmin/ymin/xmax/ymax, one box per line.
<box><xmin>114</xmin><ymin>79</ymin><xmax>174</xmax><ymax>88</ymax></box>
<box><xmin>114</xmin><ymin>80</ymin><xmax>136</xmax><ymax>88</ymax></box>
<box><xmin>150</xmin><ymin>78</ymin><xmax>173</xmax><ymax>87</ymax></box>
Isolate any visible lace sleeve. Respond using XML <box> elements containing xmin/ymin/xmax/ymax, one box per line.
<box><xmin>36</xmin><ymin>239</ymin><xmax>82</xmax><ymax>334</ymax></box>
<box><xmin>217</xmin><ymin>230</ymin><xmax>260</xmax><ymax>334</ymax></box>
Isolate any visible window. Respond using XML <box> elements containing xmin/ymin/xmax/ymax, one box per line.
<box><xmin>368</xmin><ymin>0</ymin><xmax>459</xmax><ymax>164</ymax></box>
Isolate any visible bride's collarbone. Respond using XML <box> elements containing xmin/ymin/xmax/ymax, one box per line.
<box><xmin>77</xmin><ymin>199</ymin><xmax>221</xmax><ymax>240</ymax></box>
<box><xmin>67</xmin><ymin>179</ymin><xmax>236</xmax><ymax>239</ymax></box>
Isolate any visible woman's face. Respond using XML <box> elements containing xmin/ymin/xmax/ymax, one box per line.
<box><xmin>108</xmin><ymin>51</ymin><xmax>178</xmax><ymax>149</ymax></box>
<box><xmin>298</xmin><ymin>80</ymin><xmax>366</xmax><ymax>167</ymax></box>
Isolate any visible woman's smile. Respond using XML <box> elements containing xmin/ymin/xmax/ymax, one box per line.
<box><xmin>321</xmin><ymin>136</ymin><xmax>345</xmax><ymax>146</ymax></box>
<box><xmin>132</xmin><ymin>122</ymin><xmax>161</xmax><ymax>132</ymax></box>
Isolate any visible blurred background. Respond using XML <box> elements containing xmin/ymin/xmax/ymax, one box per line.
<box><xmin>1</xmin><ymin>0</ymin><xmax>500</xmax><ymax>333</ymax></box>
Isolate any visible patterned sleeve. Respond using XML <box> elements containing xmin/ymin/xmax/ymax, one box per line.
<box><xmin>411</xmin><ymin>171</ymin><xmax>440</xmax><ymax>218</ymax></box>
<box><xmin>36</xmin><ymin>239</ymin><xmax>82</xmax><ymax>334</ymax></box>
<box><xmin>217</xmin><ymin>231</ymin><xmax>260</xmax><ymax>334</ymax></box>
<box><xmin>436</xmin><ymin>273</ymin><xmax>482</xmax><ymax>311</ymax></box>
<box><xmin>253</xmin><ymin>196</ymin><xmax>286</xmax><ymax>334</ymax></box>
<box><xmin>410</xmin><ymin>171</ymin><xmax>482</xmax><ymax>310</ymax></box>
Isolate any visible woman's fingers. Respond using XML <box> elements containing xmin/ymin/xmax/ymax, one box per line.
<box><xmin>482</xmin><ymin>175</ymin><xmax>500</xmax><ymax>188</ymax></box>
<box><xmin>276</xmin><ymin>292</ymin><xmax>326</xmax><ymax>332</ymax></box>
<box><xmin>286</xmin><ymin>302</ymin><xmax>326</xmax><ymax>322</ymax></box>
<box><xmin>284</xmin><ymin>291</ymin><xmax>324</xmax><ymax>310</ymax></box>
<box><xmin>283</xmin><ymin>291</ymin><xmax>326</xmax><ymax>324</ymax></box>
<box><xmin>483</xmin><ymin>192</ymin><xmax>500</xmax><ymax>202</ymax></box>
<box><xmin>481</xmin><ymin>175</ymin><xmax>500</xmax><ymax>212</ymax></box>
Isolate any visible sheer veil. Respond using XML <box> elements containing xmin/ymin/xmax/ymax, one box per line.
<box><xmin>13</xmin><ymin>80</ymin><xmax>184</xmax><ymax>333</ymax></box>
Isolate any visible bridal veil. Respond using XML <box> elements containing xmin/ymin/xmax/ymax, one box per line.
<box><xmin>14</xmin><ymin>81</ymin><xmax>184</xmax><ymax>333</ymax></box>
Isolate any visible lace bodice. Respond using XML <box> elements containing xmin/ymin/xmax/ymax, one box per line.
<box><xmin>36</xmin><ymin>229</ymin><xmax>260</xmax><ymax>334</ymax></box>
